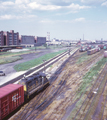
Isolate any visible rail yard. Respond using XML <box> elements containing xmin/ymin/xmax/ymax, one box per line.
<box><xmin>0</xmin><ymin>46</ymin><xmax>107</xmax><ymax>120</ymax></box>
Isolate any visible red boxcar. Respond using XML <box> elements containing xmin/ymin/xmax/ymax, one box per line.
<box><xmin>0</xmin><ymin>84</ymin><xmax>24</xmax><ymax>120</ymax></box>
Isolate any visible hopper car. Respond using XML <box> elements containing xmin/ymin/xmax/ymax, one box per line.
<box><xmin>0</xmin><ymin>72</ymin><xmax>49</xmax><ymax>120</ymax></box>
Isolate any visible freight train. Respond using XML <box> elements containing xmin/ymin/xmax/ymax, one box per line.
<box><xmin>87</xmin><ymin>47</ymin><xmax>100</xmax><ymax>55</ymax></box>
<box><xmin>0</xmin><ymin>72</ymin><xmax>49</xmax><ymax>120</ymax></box>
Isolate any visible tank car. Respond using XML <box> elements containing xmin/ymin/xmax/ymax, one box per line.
<box><xmin>18</xmin><ymin>72</ymin><xmax>49</xmax><ymax>99</ymax></box>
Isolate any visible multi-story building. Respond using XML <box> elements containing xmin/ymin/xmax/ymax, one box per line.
<box><xmin>0</xmin><ymin>31</ymin><xmax>4</xmax><ymax>46</ymax></box>
<box><xmin>0</xmin><ymin>30</ymin><xmax>19</xmax><ymax>46</ymax></box>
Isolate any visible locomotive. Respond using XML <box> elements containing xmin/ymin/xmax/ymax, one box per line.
<box><xmin>18</xmin><ymin>72</ymin><xmax>49</xmax><ymax>99</ymax></box>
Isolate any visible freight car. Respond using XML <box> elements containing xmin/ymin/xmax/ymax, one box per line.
<box><xmin>87</xmin><ymin>48</ymin><xmax>100</xmax><ymax>55</ymax></box>
<box><xmin>0</xmin><ymin>84</ymin><xmax>24</xmax><ymax>120</ymax></box>
<box><xmin>0</xmin><ymin>72</ymin><xmax>49</xmax><ymax>120</ymax></box>
<box><xmin>18</xmin><ymin>72</ymin><xmax>49</xmax><ymax>99</ymax></box>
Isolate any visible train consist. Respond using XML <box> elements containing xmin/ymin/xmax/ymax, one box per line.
<box><xmin>87</xmin><ymin>47</ymin><xmax>100</xmax><ymax>55</ymax></box>
<box><xmin>79</xmin><ymin>44</ymin><xmax>103</xmax><ymax>55</ymax></box>
<box><xmin>0</xmin><ymin>72</ymin><xmax>49</xmax><ymax>120</ymax></box>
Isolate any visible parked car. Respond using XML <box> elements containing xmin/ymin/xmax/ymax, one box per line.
<box><xmin>0</xmin><ymin>71</ymin><xmax>5</xmax><ymax>76</ymax></box>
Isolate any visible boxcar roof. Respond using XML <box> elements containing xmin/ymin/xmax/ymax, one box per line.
<box><xmin>0</xmin><ymin>84</ymin><xmax>23</xmax><ymax>98</ymax></box>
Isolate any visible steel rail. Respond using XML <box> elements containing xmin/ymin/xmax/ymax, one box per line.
<box><xmin>83</xmin><ymin>64</ymin><xmax>107</xmax><ymax>120</ymax></box>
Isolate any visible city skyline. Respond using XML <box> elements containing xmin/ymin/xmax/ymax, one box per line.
<box><xmin>0</xmin><ymin>0</ymin><xmax>107</xmax><ymax>40</ymax></box>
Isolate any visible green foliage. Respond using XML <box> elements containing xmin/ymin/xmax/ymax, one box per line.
<box><xmin>43</xmin><ymin>43</ymin><xmax>48</xmax><ymax>48</ymax></box>
<box><xmin>14</xmin><ymin>49</ymin><xmax>67</xmax><ymax>71</ymax></box>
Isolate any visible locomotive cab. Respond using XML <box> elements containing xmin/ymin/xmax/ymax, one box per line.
<box><xmin>18</xmin><ymin>78</ymin><xmax>28</xmax><ymax>98</ymax></box>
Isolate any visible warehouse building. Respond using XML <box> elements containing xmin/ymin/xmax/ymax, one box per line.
<box><xmin>20</xmin><ymin>36</ymin><xmax>46</xmax><ymax>47</ymax></box>
<box><xmin>21</xmin><ymin>35</ymin><xmax>35</xmax><ymax>47</ymax></box>
<box><xmin>0</xmin><ymin>30</ymin><xmax>19</xmax><ymax>46</ymax></box>
<box><xmin>34</xmin><ymin>36</ymin><xmax>46</xmax><ymax>46</ymax></box>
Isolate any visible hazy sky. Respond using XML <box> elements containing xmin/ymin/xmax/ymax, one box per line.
<box><xmin>0</xmin><ymin>0</ymin><xmax>107</xmax><ymax>40</ymax></box>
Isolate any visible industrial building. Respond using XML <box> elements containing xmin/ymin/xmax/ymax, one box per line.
<box><xmin>0</xmin><ymin>30</ymin><xmax>19</xmax><ymax>46</ymax></box>
<box><xmin>34</xmin><ymin>36</ymin><xmax>46</xmax><ymax>46</ymax></box>
<box><xmin>20</xmin><ymin>36</ymin><xmax>46</xmax><ymax>47</ymax></box>
<box><xmin>0</xmin><ymin>29</ymin><xmax>46</xmax><ymax>47</ymax></box>
<box><xmin>20</xmin><ymin>35</ymin><xmax>35</xmax><ymax>47</ymax></box>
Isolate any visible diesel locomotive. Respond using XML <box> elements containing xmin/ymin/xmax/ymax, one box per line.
<box><xmin>18</xmin><ymin>72</ymin><xmax>49</xmax><ymax>99</ymax></box>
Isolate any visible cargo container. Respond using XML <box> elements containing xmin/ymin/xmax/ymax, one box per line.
<box><xmin>104</xmin><ymin>51</ymin><xmax>107</xmax><ymax>58</ymax></box>
<box><xmin>0</xmin><ymin>84</ymin><xmax>24</xmax><ymax>120</ymax></box>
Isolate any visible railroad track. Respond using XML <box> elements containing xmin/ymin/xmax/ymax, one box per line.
<box><xmin>10</xmin><ymin>49</ymin><xmax>105</xmax><ymax>120</ymax></box>
<box><xmin>66</xmin><ymin>51</ymin><xmax>107</xmax><ymax>120</ymax></box>
<box><xmin>30</xmin><ymin>50</ymin><xmax>104</xmax><ymax>120</ymax></box>
<box><xmin>73</xmin><ymin>63</ymin><xmax>107</xmax><ymax>120</ymax></box>
<box><xmin>10</xmin><ymin>52</ymin><xmax>72</xmax><ymax>120</ymax></box>
<box><xmin>45</xmin><ymin>50</ymin><xmax>105</xmax><ymax>120</ymax></box>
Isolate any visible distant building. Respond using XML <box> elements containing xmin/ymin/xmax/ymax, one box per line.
<box><xmin>20</xmin><ymin>36</ymin><xmax>46</xmax><ymax>47</ymax></box>
<box><xmin>21</xmin><ymin>35</ymin><xmax>35</xmax><ymax>47</ymax></box>
<box><xmin>0</xmin><ymin>30</ymin><xmax>19</xmax><ymax>46</ymax></box>
<box><xmin>0</xmin><ymin>31</ymin><xmax>4</xmax><ymax>46</ymax></box>
<box><xmin>34</xmin><ymin>36</ymin><xmax>46</xmax><ymax>46</ymax></box>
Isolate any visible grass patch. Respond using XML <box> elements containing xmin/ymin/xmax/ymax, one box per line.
<box><xmin>0</xmin><ymin>50</ymin><xmax>35</xmax><ymax>65</ymax></box>
<box><xmin>14</xmin><ymin>49</ymin><xmax>67</xmax><ymax>71</ymax></box>
<box><xmin>0</xmin><ymin>50</ymin><xmax>35</xmax><ymax>58</ymax></box>
<box><xmin>76</xmin><ymin>52</ymin><xmax>91</xmax><ymax>64</ymax></box>
<box><xmin>77</xmin><ymin>57</ymin><xmax>107</xmax><ymax>96</ymax></box>
<box><xmin>0</xmin><ymin>56</ymin><xmax>22</xmax><ymax>64</ymax></box>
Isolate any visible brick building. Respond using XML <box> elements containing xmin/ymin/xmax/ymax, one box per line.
<box><xmin>0</xmin><ymin>30</ymin><xmax>19</xmax><ymax>46</ymax></box>
<box><xmin>0</xmin><ymin>31</ymin><xmax>4</xmax><ymax>46</ymax></box>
